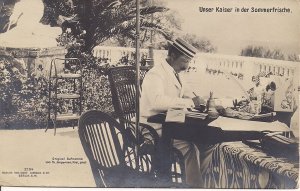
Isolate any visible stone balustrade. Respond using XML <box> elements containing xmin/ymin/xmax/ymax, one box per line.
<box><xmin>93</xmin><ymin>46</ymin><xmax>167</xmax><ymax>65</ymax></box>
<box><xmin>93</xmin><ymin>46</ymin><xmax>298</xmax><ymax>80</ymax></box>
<box><xmin>0</xmin><ymin>46</ymin><xmax>66</xmax><ymax>77</ymax></box>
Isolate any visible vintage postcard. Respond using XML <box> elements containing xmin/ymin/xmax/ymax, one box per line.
<box><xmin>0</xmin><ymin>0</ymin><xmax>299</xmax><ymax>189</ymax></box>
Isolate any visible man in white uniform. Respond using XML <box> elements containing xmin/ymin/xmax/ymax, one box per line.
<box><xmin>140</xmin><ymin>38</ymin><xmax>205</xmax><ymax>187</ymax></box>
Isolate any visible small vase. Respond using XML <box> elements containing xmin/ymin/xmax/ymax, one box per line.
<box><xmin>207</xmin><ymin>91</ymin><xmax>219</xmax><ymax>119</ymax></box>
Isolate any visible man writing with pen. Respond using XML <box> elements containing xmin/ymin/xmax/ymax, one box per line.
<box><xmin>140</xmin><ymin>37</ymin><xmax>207</xmax><ymax>187</ymax></box>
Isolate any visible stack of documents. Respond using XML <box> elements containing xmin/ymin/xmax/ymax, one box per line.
<box><xmin>185</xmin><ymin>111</ymin><xmax>208</xmax><ymax>120</ymax></box>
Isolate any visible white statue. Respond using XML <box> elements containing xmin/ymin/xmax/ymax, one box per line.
<box><xmin>0</xmin><ymin>0</ymin><xmax>62</xmax><ymax>48</ymax></box>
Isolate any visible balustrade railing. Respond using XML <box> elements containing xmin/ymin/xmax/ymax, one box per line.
<box><xmin>93</xmin><ymin>46</ymin><xmax>297</xmax><ymax>77</ymax></box>
<box><xmin>187</xmin><ymin>53</ymin><xmax>299</xmax><ymax>100</ymax></box>
<box><xmin>93</xmin><ymin>46</ymin><xmax>167</xmax><ymax>65</ymax></box>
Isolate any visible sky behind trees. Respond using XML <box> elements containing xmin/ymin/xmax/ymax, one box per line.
<box><xmin>165</xmin><ymin>0</ymin><xmax>300</xmax><ymax>56</ymax></box>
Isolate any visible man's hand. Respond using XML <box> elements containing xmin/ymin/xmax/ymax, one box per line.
<box><xmin>192</xmin><ymin>96</ymin><xmax>206</xmax><ymax>107</ymax></box>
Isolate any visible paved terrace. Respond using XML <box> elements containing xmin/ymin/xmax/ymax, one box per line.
<box><xmin>0</xmin><ymin>128</ymin><xmax>95</xmax><ymax>187</ymax></box>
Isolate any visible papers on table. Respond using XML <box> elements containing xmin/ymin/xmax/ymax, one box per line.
<box><xmin>185</xmin><ymin>111</ymin><xmax>208</xmax><ymax>120</ymax></box>
<box><xmin>165</xmin><ymin>108</ymin><xmax>208</xmax><ymax>123</ymax></box>
<box><xmin>165</xmin><ymin>108</ymin><xmax>185</xmax><ymax>123</ymax></box>
<box><xmin>208</xmin><ymin>116</ymin><xmax>291</xmax><ymax>132</ymax></box>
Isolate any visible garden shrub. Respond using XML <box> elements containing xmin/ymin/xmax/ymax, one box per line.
<box><xmin>0</xmin><ymin>55</ymin><xmax>49</xmax><ymax>129</ymax></box>
<box><xmin>0</xmin><ymin>55</ymin><xmax>24</xmax><ymax>116</ymax></box>
<box><xmin>0</xmin><ymin>52</ymin><xmax>121</xmax><ymax>129</ymax></box>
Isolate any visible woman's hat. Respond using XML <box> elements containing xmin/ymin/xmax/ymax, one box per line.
<box><xmin>168</xmin><ymin>38</ymin><xmax>197</xmax><ymax>59</ymax></box>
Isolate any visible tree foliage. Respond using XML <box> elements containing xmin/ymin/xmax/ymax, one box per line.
<box><xmin>287</xmin><ymin>53</ymin><xmax>300</xmax><ymax>62</ymax></box>
<box><xmin>104</xmin><ymin>7</ymin><xmax>182</xmax><ymax>49</ymax></box>
<box><xmin>182</xmin><ymin>33</ymin><xmax>216</xmax><ymax>53</ymax></box>
<box><xmin>55</xmin><ymin>0</ymin><xmax>169</xmax><ymax>53</ymax></box>
<box><xmin>240</xmin><ymin>45</ymin><xmax>299</xmax><ymax>61</ymax></box>
<box><xmin>0</xmin><ymin>0</ymin><xmax>19</xmax><ymax>33</ymax></box>
<box><xmin>41</xmin><ymin>0</ymin><xmax>75</xmax><ymax>26</ymax></box>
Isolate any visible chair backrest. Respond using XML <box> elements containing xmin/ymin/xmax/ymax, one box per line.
<box><xmin>107</xmin><ymin>66</ymin><xmax>150</xmax><ymax>127</ymax></box>
<box><xmin>78</xmin><ymin>110</ymin><xmax>128</xmax><ymax>187</ymax></box>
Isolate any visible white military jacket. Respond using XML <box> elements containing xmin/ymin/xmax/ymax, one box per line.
<box><xmin>140</xmin><ymin>60</ymin><xmax>195</xmax><ymax>135</ymax></box>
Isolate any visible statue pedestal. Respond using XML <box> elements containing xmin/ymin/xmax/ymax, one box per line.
<box><xmin>0</xmin><ymin>46</ymin><xmax>66</xmax><ymax>77</ymax></box>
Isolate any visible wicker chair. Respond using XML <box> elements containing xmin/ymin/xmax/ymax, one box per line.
<box><xmin>107</xmin><ymin>66</ymin><xmax>149</xmax><ymax>131</ymax></box>
<box><xmin>78</xmin><ymin>110</ymin><xmax>158</xmax><ymax>187</ymax></box>
<box><xmin>107</xmin><ymin>66</ymin><xmax>186</xmax><ymax>185</ymax></box>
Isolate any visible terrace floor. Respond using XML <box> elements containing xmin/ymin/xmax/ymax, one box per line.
<box><xmin>0</xmin><ymin>127</ymin><xmax>95</xmax><ymax>187</ymax></box>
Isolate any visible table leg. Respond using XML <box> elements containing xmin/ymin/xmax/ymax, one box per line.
<box><xmin>156</xmin><ymin>124</ymin><xmax>173</xmax><ymax>185</ymax></box>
